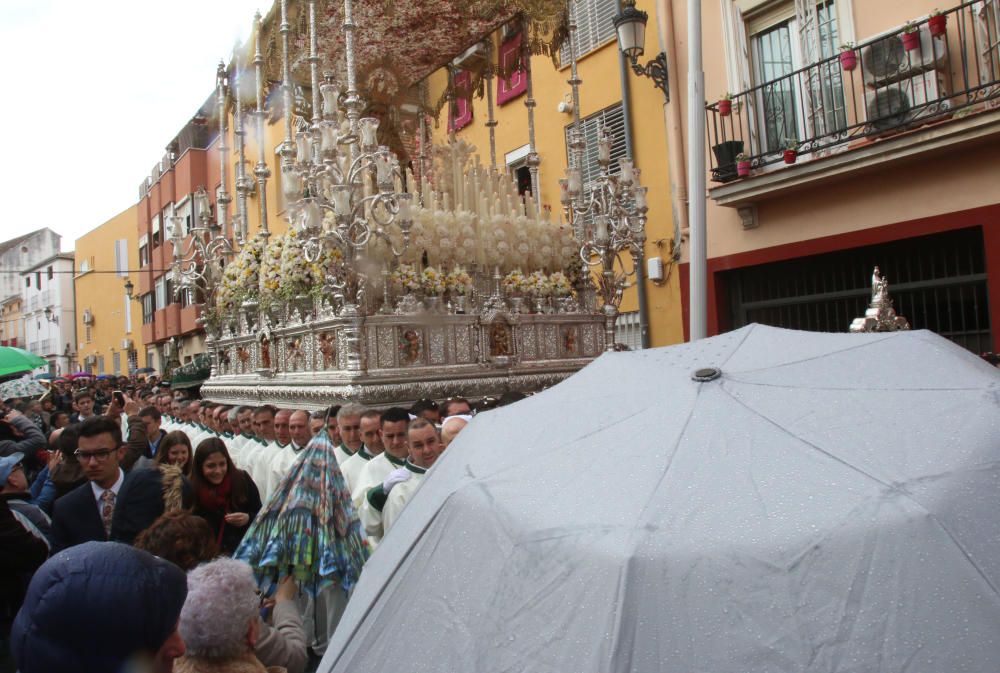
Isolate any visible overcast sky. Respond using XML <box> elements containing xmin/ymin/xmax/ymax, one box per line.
<box><xmin>0</xmin><ymin>0</ymin><xmax>265</xmax><ymax>252</ymax></box>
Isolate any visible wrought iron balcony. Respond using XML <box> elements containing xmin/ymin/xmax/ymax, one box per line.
<box><xmin>706</xmin><ymin>1</ymin><xmax>1000</xmax><ymax>183</ymax></box>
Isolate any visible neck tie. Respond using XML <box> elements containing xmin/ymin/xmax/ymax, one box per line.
<box><xmin>100</xmin><ymin>489</ymin><xmax>116</xmax><ymax>538</ymax></box>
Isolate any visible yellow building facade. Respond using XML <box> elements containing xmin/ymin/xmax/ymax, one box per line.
<box><xmin>74</xmin><ymin>206</ymin><xmax>147</xmax><ymax>375</ymax></box>
<box><xmin>0</xmin><ymin>296</ymin><xmax>24</xmax><ymax>348</ymax></box>
<box><xmin>426</xmin><ymin>0</ymin><xmax>683</xmax><ymax>348</ymax></box>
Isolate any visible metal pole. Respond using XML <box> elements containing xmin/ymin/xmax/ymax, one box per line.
<box><xmin>687</xmin><ymin>0</ymin><xmax>707</xmax><ymax>341</ymax></box>
<box><xmin>253</xmin><ymin>12</ymin><xmax>271</xmax><ymax>237</ymax></box>
<box><xmin>615</xmin><ymin>0</ymin><xmax>649</xmax><ymax>350</ymax></box>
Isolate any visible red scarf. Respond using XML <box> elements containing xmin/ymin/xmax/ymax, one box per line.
<box><xmin>197</xmin><ymin>470</ymin><xmax>232</xmax><ymax>513</ymax></box>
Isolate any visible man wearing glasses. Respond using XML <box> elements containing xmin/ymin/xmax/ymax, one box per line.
<box><xmin>50</xmin><ymin>417</ymin><xmax>127</xmax><ymax>553</ymax></box>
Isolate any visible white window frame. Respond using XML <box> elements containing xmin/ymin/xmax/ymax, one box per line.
<box><xmin>560</xmin><ymin>0</ymin><xmax>619</xmax><ymax>64</ymax></box>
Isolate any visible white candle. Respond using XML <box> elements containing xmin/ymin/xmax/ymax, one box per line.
<box><xmin>595</xmin><ymin>215</ymin><xmax>609</xmax><ymax>243</ymax></box>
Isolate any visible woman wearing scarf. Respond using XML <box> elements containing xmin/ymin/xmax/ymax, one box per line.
<box><xmin>191</xmin><ymin>438</ymin><xmax>261</xmax><ymax>555</ymax></box>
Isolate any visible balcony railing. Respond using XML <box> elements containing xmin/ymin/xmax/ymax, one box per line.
<box><xmin>706</xmin><ymin>1</ymin><xmax>1000</xmax><ymax>182</ymax></box>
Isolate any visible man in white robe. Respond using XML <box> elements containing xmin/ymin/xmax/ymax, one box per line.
<box><xmin>333</xmin><ymin>403</ymin><xmax>365</xmax><ymax>467</ymax></box>
<box><xmin>339</xmin><ymin>409</ymin><xmax>384</xmax><ymax>494</ymax></box>
<box><xmin>361</xmin><ymin>418</ymin><xmax>445</xmax><ymax>539</ymax></box>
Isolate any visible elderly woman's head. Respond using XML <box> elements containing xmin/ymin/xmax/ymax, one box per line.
<box><xmin>178</xmin><ymin>558</ymin><xmax>260</xmax><ymax>660</ymax></box>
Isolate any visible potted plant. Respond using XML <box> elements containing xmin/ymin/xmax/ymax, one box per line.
<box><xmin>718</xmin><ymin>93</ymin><xmax>733</xmax><ymax>117</ymax></box>
<box><xmin>782</xmin><ymin>139</ymin><xmax>800</xmax><ymax>165</ymax></box>
<box><xmin>928</xmin><ymin>10</ymin><xmax>947</xmax><ymax>38</ymax></box>
<box><xmin>736</xmin><ymin>153</ymin><xmax>751</xmax><ymax>177</ymax></box>
<box><xmin>839</xmin><ymin>43</ymin><xmax>857</xmax><ymax>71</ymax></box>
<box><xmin>901</xmin><ymin>22</ymin><xmax>921</xmax><ymax>51</ymax></box>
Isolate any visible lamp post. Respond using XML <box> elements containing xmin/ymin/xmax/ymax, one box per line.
<box><xmin>43</xmin><ymin>306</ymin><xmax>58</xmax><ymax>325</ymax></box>
<box><xmin>615</xmin><ymin>0</ymin><xmax>705</xmax><ymax>341</ymax></box>
<box><xmin>613</xmin><ymin>0</ymin><xmax>668</xmax><ymax>101</ymax></box>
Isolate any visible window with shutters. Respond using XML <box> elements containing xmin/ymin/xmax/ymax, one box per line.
<box><xmin>151</xmin><ymin>214</ymin><xmax>161</xmax><ymax>247</ymax></box>
<box><xmin>142</xmin><ymin>294</ymin><xmax>154</xmax><ymax>324</ymax></box>
<box><xmin>114</xmin><ymin>239</ymin><xmax>129</xmax><ymax>277</ymax></box>
<box><xmin>614</xmin><ymin>311</ymin><xmax>643</xmax><ymax>350</ymax></box>
<box><xmin>564</xmin><ymin>103</ymin><xmax>628</xmax><ymax>186</ymax></box>
<box><xmin>560</xmin><ymin>0</ymin><xmax>618</xmax><ymax>64</ymax></box>
<box><xmin>113</xmin><ymin>351</ymin><xmax>122</xmax><ymax>375</ymax></box>
<box><xmin>97</xmin><ymin>355</ymin><xmax>105</xmax><ymax>374</ymax></box>
<box><xmin>85</xmin><ymin>322</ymin><xmax>92</xmax><ymax>343</ymax></box>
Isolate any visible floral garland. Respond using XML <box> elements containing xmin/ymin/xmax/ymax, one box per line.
<box><xmin>259</xmin><ymin>235</ymin><xmax>286</xmax><ymax>307</ymax></box>
<box><xmin>217</xmin><ymin>234</ymin><xmax>265</xmax><ymax>312</ymax></box>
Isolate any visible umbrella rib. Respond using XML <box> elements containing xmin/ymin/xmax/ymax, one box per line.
<box><xmin>731</xmin><ymin>333</ymin><xmax>896</xmax><ymax>375</ymax></box>
<box><xmin>721</xmin><ymin>385</ymin><xmax>1000</xmax><ymax>600</ymax></box>
<box><xmin>722</xmin><ymin>379</ymin><xmax>991</xmax><ymax>392</ymax></box>
<box><xmin>719</xmin><ymin>385</ymin><xmax>894</xmax><ymax>491</ymax></box>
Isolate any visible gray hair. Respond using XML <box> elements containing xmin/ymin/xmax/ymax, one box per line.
<box><xmin>179</xmin><ymin>558</ymin><xmax>259</xmax><ymax>660</ymax></box>
<box><xmin>337</xmin><ymin>402</ymin><xmax>366</xmax><ymax>420</ymax></box>
<box><xmin>226</xmin><ymin>407</ymin><xmax>241</xmax><ymax>424</ymax></box>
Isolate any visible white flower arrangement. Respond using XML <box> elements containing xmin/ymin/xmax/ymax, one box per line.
<box><xmin>421</xmin><ymin>265</ymin><xmax>446</xmax><ymax>295</ymax></box>
<box><xmin>502</xmin><ymin>268</ymin><xmax>528</xmax><ymax>295</ymax></box>
<box><xmin>548</xmin><ymin>271</ymin><xmax>572</xmax><ymax>296</ymax></box>
<box><xmin>391</xmin><ymin>264</ymin><xmax>421</xmax><ymax>293</ymax></box>
<box><xmin>526</xmin><ymin>270</ymin><xmax>552</xmax><ymax>297</ymax></box>
<box><xmin>446</xmin><ymin>266</ymin><xmax>474</xmax><ymax>295</ymax></box>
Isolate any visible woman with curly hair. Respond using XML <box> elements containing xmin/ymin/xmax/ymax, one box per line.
<box><xmin>190</xmin><ymin>438</ymin><xmax>261</xmax><ymax>556</ymax></box>
<box><xmin>134</xmin><ymin>511</ymin><xmax>220</xmax><ymax>571</ymax></box>
<box><xmin>156</xmin><ymin>430</ymin><xmax>194</xmax><ymax>477</ymax></box>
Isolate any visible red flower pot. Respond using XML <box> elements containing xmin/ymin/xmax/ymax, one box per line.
<box><xmin>737</xmin><ymin>160</ymin><xmax>751</xmax><ymax>177</ymax></box>
<box><xmin>718</xmin><ymin>99</ymin><xmax>732</xmax><ymax>116</ymax></box>
<box><xmin>901</xmin><ymin>30</ymin><xmax>921</xmax><ymax>52</ymax></box>
<box><xmin>783</xmin><ymin>149</ymin><xmax>798</xmax><ymax>165</ymax></box>
<box><xmin>928</xmin><ymin>14</ymin><xmax>947</xmax><ymax>38</ymax></box>
<box><xmin>839</xmin><ymin>50</ymin><xmax>857</xmax><ymax>71</ymax></box>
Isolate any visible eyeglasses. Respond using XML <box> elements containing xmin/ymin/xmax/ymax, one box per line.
<box><xmin>74</xmin><ymin>448</ymin><xmax>118</xmax><ymax>462</ymax></box>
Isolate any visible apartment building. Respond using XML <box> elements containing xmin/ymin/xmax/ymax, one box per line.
<box><xmin>661</xmin><ymin>0</ymin><xmax>1000</xmax><ymax>353</ymax></box>
<box><xmin>21</xmin><ymin>253</ymin><xmax>76</xmax><ymax>374</ymax></box>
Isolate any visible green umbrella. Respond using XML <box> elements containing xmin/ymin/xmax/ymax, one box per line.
<box><xmin>0</xmin><ymin>347</ymin><xmax>48</xmax><ymax>378</ymax></box>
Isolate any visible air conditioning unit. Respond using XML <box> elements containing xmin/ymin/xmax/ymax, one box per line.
<box><xmin>862</xmin><ymin>23</ymin><xmax>947</xmax><ymax>87</ymax></box>
<box><xmin>865</xmin><ymin>70</ymin><xmax>950</xmax><ymax>132</ymax></box>
<box><xmin>82</xmin><ymin>309</ymin><xmax>94</xmax><ymax>325</ymax></box>
<box><xmin>861</xmin><ymin>21</ymin><xmax>951</xmax><ymax>134</ymax></box>
<box><xmin>121</xmin><ymin>338</ymin><xmax>134</xmax><ymax>351</ymax></box>
<box><xmin>452</xmin><ymin>42</ymin><xmax>489</xmax><ymax>72</ymax></box>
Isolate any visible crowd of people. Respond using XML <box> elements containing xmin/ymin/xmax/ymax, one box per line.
<box><xmin>0</xmin><ymin>372</ymin><xmax>518</xmax><ymax>672</ymax></box>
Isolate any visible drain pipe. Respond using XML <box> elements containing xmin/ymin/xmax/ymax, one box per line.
<box><xmin>616</xmin><ymin>0</ymin><xmax>650</xmax><ymax>349</ymax></box>
<box><xmin>656</xmin><ymin>0</ymin><xmax>688</xmax><ymax>254</ymax></box>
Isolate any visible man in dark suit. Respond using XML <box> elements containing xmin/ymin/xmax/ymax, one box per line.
<box><xmin>50</xmin><ymin>417</ymin><xmax>126</xmax><ymax>554</ymax></box>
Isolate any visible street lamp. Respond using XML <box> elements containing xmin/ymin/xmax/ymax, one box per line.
<box><xmin>613</xmin><ymin>0</ymin><xmax>668</xmax><ymax>100</ymax></box>
<box><xmin>43</xmin><ymin>306</ymin><xmax>58</xmax><ymax>324</ymax></box>
<box><xmin>124</xmin><ymin>278</ymin><xmax>135</xmax><ymax>300</ymax></box>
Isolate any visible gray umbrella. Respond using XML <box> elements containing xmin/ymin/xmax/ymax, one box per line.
<box><xmin>321</xmin><ymin>325</ymin><xmax>1000</xmax><ymax>673</ymax></box>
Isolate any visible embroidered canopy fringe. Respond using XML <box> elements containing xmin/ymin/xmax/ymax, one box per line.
<box><xmin>234</xmin><ymin>428</ymin><xmax>370</xmax><ymax>596</ymax></box>
<box><xmin>254</xmin><ymin>0</ymin><xmax>569</xmax><ymax>103</ymax></box>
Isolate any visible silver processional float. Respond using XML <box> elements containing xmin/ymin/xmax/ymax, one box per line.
<box><xmin>169</xmin><ymin>0</ymin><xmax>650</xmax><ymax>409</ymax></box>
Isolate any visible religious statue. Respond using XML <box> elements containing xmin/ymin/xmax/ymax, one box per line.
<box><xmin>399</xmin><ymin>328</ymin><xmax>421</xmax><ymax>365</ymax></box>
<box><xmin>236</xmin><ymin>346</ymin><xmax>251</xmax><ymax>370</ymax></box>
<box><xmin>318</xmin><ymin>332</ymin><xmax>336</xmax><ymax>369</ymax></box>
<box><xmin>563</xmin><ymin>327</ymin><xmax>577</xmax><ymax>355</ymax></box>
<box><xmin>871</xmin><ymin>266</ymin><xmax>889</xmax><ymax>306</ymax></box>
<box><xmin>286</xmin><ymin>337</ymin><xmax>305</xmax><ymax>371</ymax></box>
<box><xmin>489</xmin><ymin>322</ymin><xmax>511</xmax><ymax>357</ymax></box>
<box><xmin>260</xmin><ymin>332</ymin><xmax>272</xmax><ymax>370</ymax></box>
<box><xmin>850</xmin><ymin>266</ymin><xmax>911</xmax><ymax>333</ymax></box>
